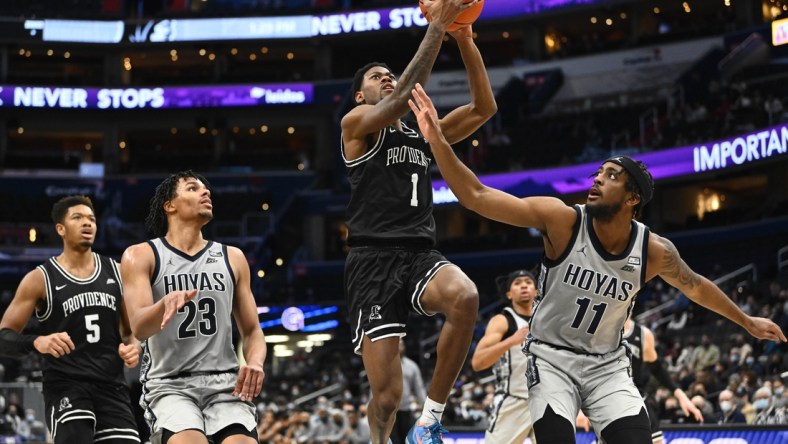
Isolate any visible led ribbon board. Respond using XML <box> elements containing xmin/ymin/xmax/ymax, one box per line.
<box><xmin>433</xmin><ymin>123</ymin><xmax>788</xmax><ymax>204</ymax></box>
<box><xmin>14</xmin><ymin>1</ymin><xmax>620</xmax><ymax>43</ymax></box>
<box><xmin>0</xmin><ymin>83</ymin><xmax>313</xmax><ymax>109</ymax></box>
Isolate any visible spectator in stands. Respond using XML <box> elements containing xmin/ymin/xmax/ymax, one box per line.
<box><xmin>4</xmin><ymin>404</ymin><xmax>23</xmax><ymax>439</ymax></box>
<box><xmin>764</xmin><ymin>94</ymin><xmax>784</xmax><ymax>125</ymax></box>
<box><xmin>752</xmin><ymin>386</ymin><xmax>785</xmax><ymax>425</ymax></box>
<box><xmin>24</xmin><ymin>408</ymin><xmax>48</xmax><ymax>442</ymax></box>
<box><xmin>690</xmin><ymin>334</ymin><xmax>721</xmax><ymax>371</ymax></box>
<box><xmin>344</xmin><ymin>408</ymin><xmax>371</xmax><ymax>444</ymax></box>
<box><xmin>717</xmin><ymin>389</ymin><xmax>746</xmax><ymax>424</ymax></box>
<box><xmin>666</xmin><ymin>308</ymin><xmax>688</xmax><ymax>331</ymax></box>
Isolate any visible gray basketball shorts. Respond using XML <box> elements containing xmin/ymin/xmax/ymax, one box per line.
<box><xmin>525</xmin><ymin>341</ymin><xmax>645</xmax><ymax>433</ymax></box>
<box><xmin>485</xmin><ymin>393</ymin><xmax>536</xmax><ymax>444</ymax></box>
<box><xmin>345</xmin><ymin>246</ymin><xmax>453</xmax><ymax>355</ymax></box>
<box><xmin>141</xmin><ymin>372</ymin><xmax>256</xmax><ymax>439</ymax></box>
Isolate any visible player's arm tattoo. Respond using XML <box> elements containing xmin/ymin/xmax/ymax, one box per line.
<box><xmin>397</xmin><ymin>25</ymin><xmax>445</xmax><ymax>94</ymax></box>
<box><xmin>659</xmin><ymin>237</ymin><xmax>701</xmax><ymax>289</ymax></box>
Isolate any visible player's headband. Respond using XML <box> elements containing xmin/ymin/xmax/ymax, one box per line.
<box><xmin>605</xmin><ymin>156</ymin><xmax>653</xmax><ymax>205</ymax></box>
<box><xmin>505</xmin><ymin>269</ymin><xmax>535</xmax><ymax>291</ymax></box>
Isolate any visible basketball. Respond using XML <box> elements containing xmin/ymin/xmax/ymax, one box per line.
<box><xmin>419</xmin><ymin>0</ymin><xmax>484</xmax><ymax>32</ymax></box>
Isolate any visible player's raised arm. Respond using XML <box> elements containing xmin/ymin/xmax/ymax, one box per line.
<box><xmin>649</xmin><ymin>233</ymin><xmax>786</xmax><ymax>342</ymax></box>
<box><xmin>439</xmin><ymin>25</ymin><xmax>497</xmax><ymax>144</ymax></box>
<box><xmin>408</xmin><ymin>83</ymin><xmax>575</xmax><ymax>237</ymax></box>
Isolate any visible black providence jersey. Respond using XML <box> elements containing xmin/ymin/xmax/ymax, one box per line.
<box><xmin>342</xmin><ymin>122</ymin><xmax>436</xmax><ymax>245</ymax></box>
<box><xmin>623</xmin><ymin>322</ymin><xmax>650</xmax><ymax>390</ymax></box>
<box><xmin>36</xmin><ymin>253</ymin><xmax>125</xmax><ymax>384</ymax></box>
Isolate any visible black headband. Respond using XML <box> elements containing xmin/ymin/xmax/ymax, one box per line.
<box><xmin>505</xmin><ymin>270</ymin><xmax>535</xmax><ymax>291</ymax></box>
<box><xmin>605</xmin><ymin>155</ymin><xmax>653</xmax><ymax>205</ymax></box>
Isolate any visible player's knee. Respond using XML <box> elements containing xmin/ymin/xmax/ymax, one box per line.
<box><xmin>600</xmin><ymin>407</ymin><xmax>652</xmax><ymax>444</ymax></box>
<box><xmin>533</xmin><ymin>405</ymin><xmax>575</xmax><ymax>444</ymax></box>
<box><xmin>212</xmin><ymin>423</ymin><xmax>257</xmax><ymax>444</ymax></box>
<box><xmin>447</xmin><ymin>282</ymin><xmax>479</xmax><ymax>317</ymax></box>
<box><xmin>372</xmin><ymin>391</ymin><xmax>402</xmax><ymax>417</ymax></box>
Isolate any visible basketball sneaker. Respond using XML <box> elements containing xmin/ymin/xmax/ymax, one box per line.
<box><xmin>406</xmin><ymin>421</ymin><xmax>448</xmax><ymax>444</ymax></box>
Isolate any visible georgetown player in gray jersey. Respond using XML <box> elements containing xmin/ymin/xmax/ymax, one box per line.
<box><xmin>121</xmin><ymin>171</ymin><xmax>266</xmax><ymax>444</ymax></box>
<box><xmin>407</xmin><ymin>84</ymin><xmax>786</xmax><ymax>444</ymax></box>
<box><xmin>0</xmin><ymin>195</ymin><xmax>140</xmax><ymax>444</ymax></box>
<box><xmin>341</xmin><ymin>2</ymin><xmax>495</xmax><ymax>443</ymax></box>
<box><xmin>471</xmin><ymin>270</ymin><xmax>536</xmax><ymax>444</ymax></box>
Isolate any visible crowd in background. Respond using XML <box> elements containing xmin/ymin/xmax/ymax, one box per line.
<box><xmin>4</xmin><ymin>274</ymin><xmax>785</xmax><ymax>443</ymax></box>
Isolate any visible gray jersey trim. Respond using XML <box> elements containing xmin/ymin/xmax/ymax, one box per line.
<box><xmin>147</xmin><ymin>240</ymin><xmax>160</xmax><ymax>286</ymax></box>
<box><xmin>542</xmin><ymin>205</ymin><xmax>582</xmax><ymax>268</ymax></box>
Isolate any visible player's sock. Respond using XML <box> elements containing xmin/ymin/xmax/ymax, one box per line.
<box><xmin>418</xmin><ymin>398</ymin><xmax>445</xmax><ymax>425</ymax></box>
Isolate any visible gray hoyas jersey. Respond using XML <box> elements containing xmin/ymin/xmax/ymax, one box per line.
<box><xmin>492</xmin><ymin>307</ymin><xmax>530</xmax><ymax>399</ymax></box>
<box><xmin>141</xmin><ymin>238</ymin><xmax>238</xmax><ymax>382</ymax></box>
<box><xmin>531</xmin><ymin>205</ymin><xmax>649</xmax><ymax>355</ymax></box>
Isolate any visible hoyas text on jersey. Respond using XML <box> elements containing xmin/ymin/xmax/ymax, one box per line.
<box><xmin>562</xmin><ymin>263</ymin><xmax>635</xmax><ymax>302</ymax></box>
<box><xmin>164</xmin><ymin>272</ymin><xmax>227</xmax><ymax>294</ymax></box>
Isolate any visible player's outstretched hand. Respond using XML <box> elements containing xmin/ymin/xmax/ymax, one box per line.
<box><xmin>34</xmin><ymin>332</ymin><xmax>75</xmax><ymax>358</ymax></box>
<box><xmin>161</xmin><ymin>289</ymin><xmax>197</xmax><ymax>330</ymax></box>
<box><xmin>118</xmin><ymin>342</ymin><xmax>140</xmax><ymax>368</ymax></box>
<box><xmin>675</xmin><ymin>389</ymin><xmax>703</xmax><ymax>423</ymax></box>
<box><xmin>233</xmin><ymin>363</ymin><xmax>265</xmax><ymax>402</ymax></box>
<box><xmin>408</xmin><ymin>83</ymin><xmax>442</xmax><ymax>144</ymax></box>
<box><xmin>422</xmin><ymin>0</ymin><xmax>478</xmax><ymax>30</ymax></box>
<box><xmin>745</xmin><ymin>316</ymin><xmax>787</xmax><ymax>342</ymax></box>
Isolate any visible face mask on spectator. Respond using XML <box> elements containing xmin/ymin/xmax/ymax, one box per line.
<box><xmin>26</xmin><ymin>415</ymin><xmax>34</xmax><ymax>423</ymax></box>
<box><xmin>753</xmin><ymin>399</ymin><xmax>770</xmax><ymax>411</ymax></box>
<box><xmin>729</xmin><ymin>354</ymin><xmax>739</xmax><ymax>363</ymax></box>
<box><xmin>720</xmin><ymin>400</ymin><xmax>733</xmax><ymax>412</ymax></box>
<box><xmin>775</xmin><ymin>387</ymin><xmax>784</xmax><ymax>397</ymax></box>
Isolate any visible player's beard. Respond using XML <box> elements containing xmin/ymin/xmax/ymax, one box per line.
<box><xmin>586</xmin><ymin>200</ymin><xmax>622</xmax><ymax>222</ymax></box>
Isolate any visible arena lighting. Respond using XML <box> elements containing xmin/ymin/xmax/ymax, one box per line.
<box><xmin>432</xmin><ymin>122</ymin><xmax>788</xmax><ymax>205</ymax></box>
<box><xmin>772</xmin><ymin>17</ymin><xmax>788</xmax><ymax>46</ymax></box>
<box><xmin>306</xmin><ymin>334</ymin><xmax>332</xmax><ymax>342</ymax></box>
<box><xmin>274</xmin><ymin>349</ymin><xmax>295</xmax><ymax>357</ymax></box>
<box><xmin>263</xmin><ymin>335</ymin><xmax>289</xmax><ymax>343</ymax></box>
<box><xmin>258</xmin><ymin>305</ymin><xmax>340</xmax><ymax>332</ymax></box>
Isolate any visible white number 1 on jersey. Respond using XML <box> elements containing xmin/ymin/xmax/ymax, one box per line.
<box><xmin>410</xmin><ymin>173</ymin><xmax>418</xmax><ymax>207</ymax></box>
